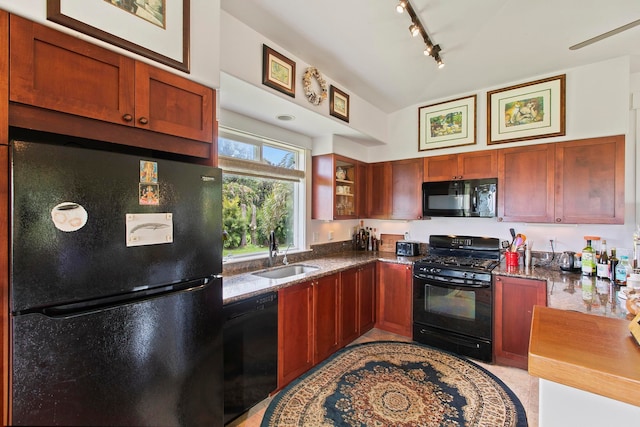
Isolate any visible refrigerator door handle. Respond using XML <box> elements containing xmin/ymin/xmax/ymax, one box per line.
<box><xmin>32</xmin><ymin>277</ymin><xmax>215</xmax><ymax>318</ymax></box>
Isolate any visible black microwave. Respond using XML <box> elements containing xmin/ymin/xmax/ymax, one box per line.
<box><xmin>422</xmin><ymin>178</ymin><xmax>497</xmax><ymax>217</ymax></box>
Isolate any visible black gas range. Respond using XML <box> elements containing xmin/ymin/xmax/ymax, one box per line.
<box><xmin>413</xmin><ymin>235</ymin><xmax>501</xmax><ymax>362</ymax></box>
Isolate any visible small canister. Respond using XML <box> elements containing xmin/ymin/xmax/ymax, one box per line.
<box><xmin>627</xmin><ymin>273</ymin><xmax>640</xmax><ymax>290</ymax></box>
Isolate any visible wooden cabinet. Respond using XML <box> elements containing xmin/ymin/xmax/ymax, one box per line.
<box><xmin>367</xmin><ymin>159</ymin><xmax>422</xmax><ymax>220</ymax></box>
<box><xmin>498</xmin><ymin>135</ymin><xmax>625</xmax><ymax>224</ymax></box>
<box><xmin>278</xmin><ymin>281</ymin><xmax>313</xmax><ymax>388</ymax></box>
<box><xmin>339</xmin><ymin>268</ymin><xmax>359</xmax><ymax>346</ymax></box>
<box><xmin>313</xmin><ymin>274</ymin><xmax>340</xmax><ymax>364</ymax></box>
<box><xmin>312</xmin><ymin>154</ymin><xmax>365</xmax><ymax>220</ymax></box>
<box><xmin>8</xmin><ymin>14</ymin><xmax>215</xmax><ymax>159</ymax></box>
<box><xmin>376</xmin><ymin>262</ymin><xmax>413</xmax><ymax>337</ymax></box>
<box><xmin>498</xmin><ymin>143</ymin><xmax>555</xmax><ymax>223</ymax></box>
<box><xmin>555</xmin><ymin>135</ymin><xmax>625</xmax><ymax>224</ymax></box>
<box><xmin>424</xmin><ymin>151</ymin><xmax>497</xmax><ymax>181</ymax></box>
<box><xmin>339</xmin><ymin>262</ymin><xmax>376</xmax><ymax>347</ymax></box>
<box><xmin>390</xmin><ymin>158</ymin><xmax>423</xmax><ymax>220</ymax></box>
<box><xmin>366</xmin><ymin>162</ymin><xmax>391</xmax><ymax>219</ymax></box>
<box><xmin>357</xmin><ymin>263</ymin><xmax>376</xmax><ymax>335</ymax></box>
<box><xmin>0</xmin><ymin>11</ymin><xmax>8</xmax><ymax>425</ymax></box>
<box><xmin>494</xmin><ymin>275</ymin><xmax>547</xmax><ymax>369</ymax></box>
<box><xmin>277</xmin><ymin>273</ymin><xmax>340</xmax><ymax>388</ymax></box>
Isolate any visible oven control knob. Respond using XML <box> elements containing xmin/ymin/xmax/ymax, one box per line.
<box><xmin>429</xmin><ymin>267</ymin><xmax>440</xmax><ymax>273</ymax></box>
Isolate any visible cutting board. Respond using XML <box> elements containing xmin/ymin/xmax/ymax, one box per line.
<box><xmin>379</xmin><ymin>234</ymin><xmax>405</xmax><ymax>253</ymax></box>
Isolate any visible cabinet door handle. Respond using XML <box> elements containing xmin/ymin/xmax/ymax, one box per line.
<box><xmin>555</xmin><ymin>218</ymin><xmax>562</xmax><ymax>223</ymax></box>
<box><xmin>122</xmin><ymin>114</ymin><xmax>133</xmax><ymax>122</ymax></box>
<box><xmin>138</xmin><ymin>117</ymin><xmax>149</xmax><ymax>125</ymax></box>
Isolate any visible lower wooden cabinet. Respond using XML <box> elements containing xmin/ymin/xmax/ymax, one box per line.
<box><xmin>339</xmin><ymin>263</ymin><xmax>376</xmax><ymax>347</ymax></box>
<box><xmin>313</xmin><ymin>274</ymin><xmax>340</xmax><ymax>364</ymax></box>
<box><xmin>357</xmin><ymin>263</ymin><xmax>376</xmax><ymax>335</ymax></box>
<box><xmin>494</xmin><ymin>275</ymin><xmax>547</xmax><ymax>369</ymax></box>
<box><xmin>277</xmin><ymin>273</ymin><xmax>340</xmax><ymax>389</ymax></box>
<box><xmin>376</xmin><ymin>262</ymin><xmax>413</xmax><ymax>337</ymax></box>
<box><xmin>278</xmin><ymin>281</ymin><xmax>313</xmax><ymax>388</ymax></box>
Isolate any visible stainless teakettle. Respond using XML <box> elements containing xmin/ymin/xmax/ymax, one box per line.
<box><xmin>559</xmin><ymin>251</ymin><xmax>581</xmax><ymax>272</ymax></box>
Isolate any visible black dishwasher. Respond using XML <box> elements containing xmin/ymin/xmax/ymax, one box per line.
<box><xmin>223</xmin><ymin>291</ymin><xmax>278</xmax><ymax>425</ymax></box>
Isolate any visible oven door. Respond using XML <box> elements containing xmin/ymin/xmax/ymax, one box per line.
<box><xmin>413</xmin><ymin>273</ymin><xmax>492</xmax><ymax>340</ymax></box>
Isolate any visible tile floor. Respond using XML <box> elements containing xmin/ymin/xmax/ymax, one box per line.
<box><xmin>228</xmin><ymin>328</ymin><xmax>539</xmax><ymax>427</ymax></box>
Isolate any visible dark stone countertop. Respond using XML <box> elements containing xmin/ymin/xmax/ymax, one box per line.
<box><xmin>223</xmin><ymin>251</ymin><xmax>634</xmax><ymax>320</ymax></box>
<box><xmin>494</xmin><ymin>262</ymin><xmax>632</xmax><ymax>320</ymax></box>
<box><xmin>222</xmin><ymin>251</ymin><xmax>418</xmax><ymax>303</ymax></box>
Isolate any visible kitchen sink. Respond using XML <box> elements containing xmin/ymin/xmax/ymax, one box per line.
<box><xmin>252</xmin><ymin>264</ymin><xmax>319</xmax><ymax>280</ymax></box>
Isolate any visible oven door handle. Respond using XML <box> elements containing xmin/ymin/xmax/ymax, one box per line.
<box><xmin>414</xmin><ymin>274</ymin><xmax>490</xmax><ymax>289</ymax></box>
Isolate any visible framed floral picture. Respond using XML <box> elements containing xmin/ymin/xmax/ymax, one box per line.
<box><xmin>329</xmin><ymin>85</ymin><xmax>349</xmax><ymax>122</ymax></box>
<box><xmin>487</xmin><ymin>74</ymin><xmax>566</xmax><ymax>144</ymax></box>
<box><xmin>47</xmin><ymin>0</ymin><xmax>189</xmax><ymax>72</ymax></box>
<box><xmin>262</xmin><ymin>44</ymin><xmax>296</xmax><ymax>98</ymax></box>
<box><xmin>418</xmin><ymin>95</ymin><xmax>476</xmax><ymax>151</ymax></box>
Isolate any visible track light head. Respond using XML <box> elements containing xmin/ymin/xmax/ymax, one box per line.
<box><xmin>409</xmin><ymin>23</ymin><xmax>420</xmax><ymax>37</ymax></box>
<box><xmin>396</xmin><ymin>1</ymin><xmax>407</xmax><ymax>13</ymax></box>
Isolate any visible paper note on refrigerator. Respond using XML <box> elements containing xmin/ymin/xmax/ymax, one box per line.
<box><xmin>126</xmin><ymin>213</ymin><xmax>173</xmax><ymax>247</ymax></box>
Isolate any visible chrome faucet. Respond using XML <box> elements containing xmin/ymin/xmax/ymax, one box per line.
<box><xmin>283</xmin><ymin>243</ymin><xmax>294</xmax><ymax>265</ymax></box>
<box><xmin>268</xmin><ymin>231</ymin><xmax>278</xmax><ymax>267</ymax></box>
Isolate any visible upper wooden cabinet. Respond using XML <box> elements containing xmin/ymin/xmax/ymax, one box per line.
<box><xmin>423</xmin><ymin>151</ymin><xmax>497</xmax><ymax>182</ymax></box>
<box><xmin>498</xmin><ymin>135</ymin><xmax>624</xmax><ymax>224</ymax></box>
<box><xmin>555</xmin><ymin>136</ymin><xmax>625</xmax><ymax>224</ymax></box>
<box><xmin>312</xmin><ymin>154</ymin><xmax>365</xmax><ymax>220</ymax></box>
<box><xmin>390</xmin><ymin>158</ymin><xmax>423</xmax><ymax>220</ymax></box>
<box><xmin>8</xmin><ymin>14</ymin><xmax>214</xmax><ymax>157</ymax></box>
<box><xmin>498</xmin><ymin>143</ymin><xmax>555</xmax><ymax>223</ymax></box>
<box><xmin>366</xmin><ymin>161</ymin><xmax>391</xmax><ymax>219</ymax></box>
<box><xmin>366</xmin><ymin>159</ymin><xmax>422</xmax><ymax>220</ymax></box>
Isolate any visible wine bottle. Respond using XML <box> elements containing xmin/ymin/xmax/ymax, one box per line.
<box><xmin>581</xmin><ymin>238</ymin><xmax>595</xmax><ymax>276</ymax></box>
<box><xmin>596</xmin><ymin>239</ymin><xmax>609</xmax><ymax>279</ymax></box>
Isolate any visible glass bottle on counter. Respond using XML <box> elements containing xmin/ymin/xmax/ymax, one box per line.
<box><xmin>581</xmin><ymin>238</ymin><xmax>595</xmax><ymax>276</ymax></box>
<box><xmin>615</xmin><ymin>255</ymin><xmax>631</xmax><ymax>286</ymax></box>
<box><xmin>609</xmin><ymin>248</ymin><xmax>618</xmax><ymax>282</ymax></box>
<box><xmin>596</xmin><ymin>240</ymin><xmax>609</xmax><ymax>279</ymax></box>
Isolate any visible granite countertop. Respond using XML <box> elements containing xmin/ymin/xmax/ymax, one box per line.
<box><xmin>222</xmin><ymin>251</ymin><xmax>419</xmax><ymax>303</ymax></box>
<box><xmin>223</xmin><ymin>251</ymin><xmax>635</xmax><ymax>320</ymax></box>
<box><xmin>494</xmin><ymin>262</ymin><xmax>633</xmax><ymax>320</ymax></box>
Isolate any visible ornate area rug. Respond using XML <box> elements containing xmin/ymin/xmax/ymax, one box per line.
<box><xmin>261</xmin><ymin>341</ymin><xmax>527</xmax><ymax>427</ymax></box>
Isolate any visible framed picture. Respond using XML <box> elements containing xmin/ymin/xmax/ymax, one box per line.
<box><xmin>262</xmin><ymin>45</ymin><xmax>296</xmax><ymax>98</ymax></box>
<box><xmin>47</xmin><ymin>0</ymin><xmax>190</xmax><ymax>72</ymax></box>
<box><xmin>329</xmin><ymin>85</ymin><xmax>350</xmax><ymax>122</ymax></box>
<box><xmin>487</xmin><ymin>74</ymin><xmax>566</xmax><ymax>145</ymax></box>
<box><xmin>418</xmin><ymin>95</ymin><xmax>477</xmax><ymax>151</ymax></box>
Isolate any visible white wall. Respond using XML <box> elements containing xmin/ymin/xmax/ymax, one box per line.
<box><xmin>310</xmin><ymin>57</ymin><xmax>637</xmax><ymax>257</ymax></box>
<box><xmin>0</xmin><ymin>0</ymin><xmax>221</xmax><ymax>89</ymax></box>
<box><xmin>220</xmin><ymin>10</ymin><xmax>388</xmax><ymax>146</ymax></box>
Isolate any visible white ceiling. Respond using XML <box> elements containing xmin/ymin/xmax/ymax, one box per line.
<box><xmin>220</xmin><ymin>0</ymin><xmax>640</xmax><ymax>142</ymax></box>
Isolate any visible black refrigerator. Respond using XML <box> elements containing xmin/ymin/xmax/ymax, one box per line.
<box><xmin>9</xmin><ymin>140</ymin><xmax>224</xmax><ymax>426</ymax></box>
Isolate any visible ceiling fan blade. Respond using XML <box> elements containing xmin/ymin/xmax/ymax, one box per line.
<box><xmin>569</xmin><ymin>18</ymin><xmax>640</xmax><ymax>50</ymax></box>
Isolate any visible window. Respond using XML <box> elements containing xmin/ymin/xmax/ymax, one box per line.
<box><xmin>219</xmin><ymin>128</ymin><xmax>305</xmax><ymax>261</ymax></box>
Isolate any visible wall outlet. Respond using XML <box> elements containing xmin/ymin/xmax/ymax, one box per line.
<box><xmin>328</xmin><ymin>231</ymin><xmax>334</xmax><ymax>241</ymax></box>
<box><xmin>312</xmin><ymin>232</ymin><xmax>319</xmax><ymax>243</ymax></box>
<box><xmin>548</xmin><ymin>237</ymin><xmax>557</xmax><ymax>250</ymax></box>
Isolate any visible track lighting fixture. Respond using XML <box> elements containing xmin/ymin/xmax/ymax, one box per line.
<box><xmin>409</xmin><ymin>23</ymin><xmax>420</xmax><ymax>37</ymax></box>
<box><xmin>396</xmin><ymin>0</ymin><xmax>444</xmax><ymax>68</ymax></box>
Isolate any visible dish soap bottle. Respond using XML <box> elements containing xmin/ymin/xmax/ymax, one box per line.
<box><xmin>615</xmin><ymin>255</ymin><xmax>631</xmax><ymax>286</ymax></box>
<box><xmin>581</xmin><ymin>237</ymin><xmax>595</xmax><ymax>276</ymax></box>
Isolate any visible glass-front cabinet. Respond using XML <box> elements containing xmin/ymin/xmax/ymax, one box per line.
<box><xmin>312</xmin><ymin>154</ymin><xmax>364</xmax><ymax>220</ymax></box>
